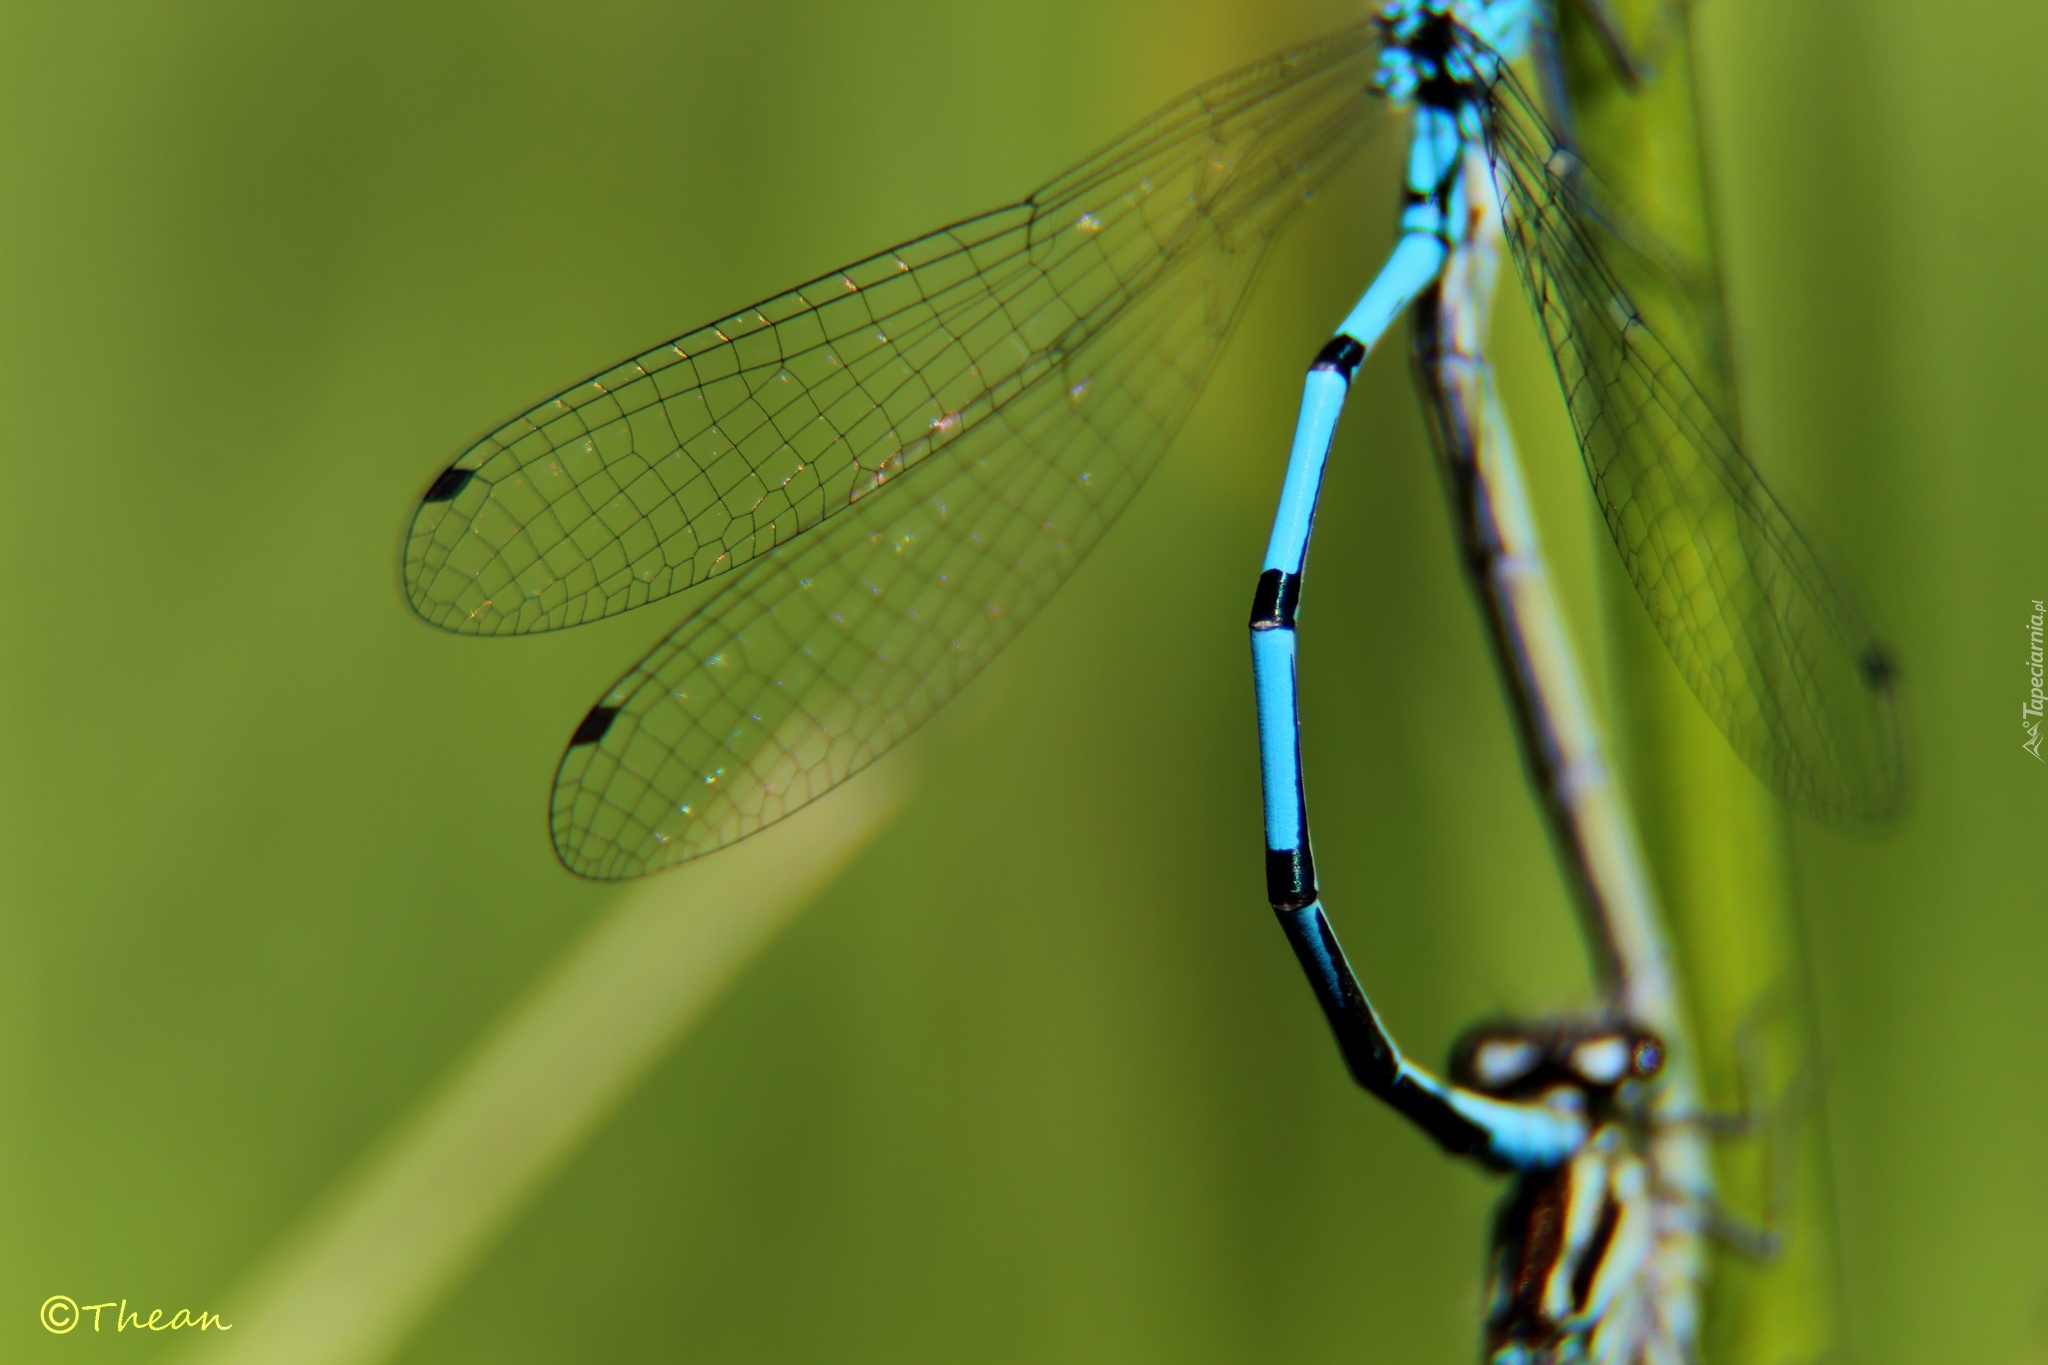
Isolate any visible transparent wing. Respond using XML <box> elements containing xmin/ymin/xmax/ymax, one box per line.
<box><xmin>534</xmin><ymin>24</ymin><xmax>1387</xmax><ymax>878</ymax></box>
<box><xmin>1480</xmin><ymin>59</ymin><xmax>1906</xmax><ymax>825</ymax></box>
<box><xmin>1497</xmin><ymin>24</ymin><xmax>1850</xmax><ymax>1361</ymax></box>
<box><xmin>402</xmin><ymin>23</ymin><xmax>1382</xmax><ymax>637</ymax></box>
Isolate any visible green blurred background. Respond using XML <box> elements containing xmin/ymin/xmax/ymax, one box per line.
<box><xmin>1</xmin><ymin>2</ymin><xmax>2043</xmax><ymax>1361</ymax></box>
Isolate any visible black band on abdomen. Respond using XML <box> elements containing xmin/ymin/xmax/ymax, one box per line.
<box><xmin>1265</xmin><ymin>844</ymin><xmax>1317</xmax><ymax>911</ymax></box>
<box><xmin>1310</xmin><ymin>334</ymin><xmax>1367</xmax><ymax>380</ymax></box>
<box><xmin>1248</xmin><ymin>568</ymin><xmax>1302</xmax><ymax>631</ymax></box>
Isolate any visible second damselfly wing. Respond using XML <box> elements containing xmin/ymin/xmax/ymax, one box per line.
<box><xmin>1551</xmin><ymin>4</ymin><xmax>1846</xmax><ymax>1357</ymax></box>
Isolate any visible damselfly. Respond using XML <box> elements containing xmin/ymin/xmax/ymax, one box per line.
<box><xmin>402</xmin><ymin>1</ymin><xmax>1880</xmax><ymax>1357</ymax></box>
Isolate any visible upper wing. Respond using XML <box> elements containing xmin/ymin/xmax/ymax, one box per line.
<box><xmin>532</xmin><ymin>24</ymin><xmax>1388</xmax><ymax>878</ymax></box>
<box><xmin>1479</xmin><ymin>57</ymin><xmax>1907</xmax><ymax>825</ymax></box>
<box><xmin>403</xmin><ymin>23</ymin><xmax>1383</xmax><ymax>638</ymax></box>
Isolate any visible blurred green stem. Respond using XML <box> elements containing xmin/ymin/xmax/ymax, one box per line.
<box><xmin>1558</xmin><ymin>1</ymin><xmax>1842</xmax><ymax>1359</ymax></box>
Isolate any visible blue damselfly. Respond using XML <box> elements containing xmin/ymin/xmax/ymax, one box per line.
<box><xmin>402</xmin><ymin>2</ymin><xmax>1881</xmax><ymax>1357</ymax></box>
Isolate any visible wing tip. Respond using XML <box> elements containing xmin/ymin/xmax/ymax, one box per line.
<box><xmin>420</xmin><ymin>464</ymin><xmax>476</xmax><ymax>504</ymax></box>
